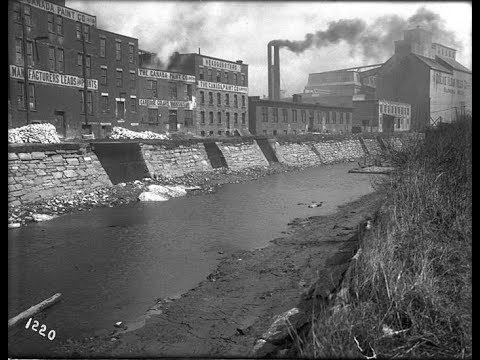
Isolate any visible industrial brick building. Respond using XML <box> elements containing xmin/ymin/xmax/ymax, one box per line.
<box><xmin>352</xmin><ymin>99</ymin><xmax>411</xmax><ymax>133</ymax></box>
<box><xmin>7</xmin><ymin>0</ymin><xmax>210</xmax><ymax>139</ymax></box>
<box><xmin>168</xmin><ymin>53</ymin><xmax>249</xmax><ymax>137</ymax></box>
<box><xmin>248</xmin><ymin>96</ymin><xmax>353</xmax><ymax>135</ymax></box>
<box><xmin>136</xmin><ymin>65</ymin><xmax>196</xmax><ymax>134</ymax></box>
<box><xmin>376</xmin><ymin>27</ymin><xmax>472</xmax><ymax>130</ymax></box>
<box><xmin>95</xmin><ymin>28</ymin><xmax>139</xmax><ymax>138</ymax></box>
<box><xmin>8</xmin><ymin>0</ymin><xmax>99</xmax><ymax>138</ymax></box>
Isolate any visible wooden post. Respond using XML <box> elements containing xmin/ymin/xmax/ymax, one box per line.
<box><xmin>8</xmin><ymin>293</ymin><xmax>62</xmax><ymax>329</ymax></box>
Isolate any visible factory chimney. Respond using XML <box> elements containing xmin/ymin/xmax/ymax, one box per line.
<box><xmin>267</xmin><ymin>42</ymin><xmax>280</xmax><ymax>100</ymax></box>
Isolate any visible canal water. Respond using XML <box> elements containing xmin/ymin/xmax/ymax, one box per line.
<box><xmin>8</xmin><ymin>164</ymin><xmax>376</xmax><ymax>355</ymax></box>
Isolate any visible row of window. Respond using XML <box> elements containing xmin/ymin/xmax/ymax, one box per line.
<box><xmin>13</xmin><ymin>3</ymin><xmax>135</xmax><ymax>64</ymax></box>
<box><xmin>145</xmin><ymin>80</ymin><xmax>192</xmax><ymax>100</ymax></box>
<box><xmin>100</xmin><ymin>95</ymin><xmax>136</xmax><ymax>114</ymax></box>
<box><xmin>145</xmin><ymin>109</ymin><xmax>193</xmax><ymax>126</ymax></box>
<box><xmin>380</xmin><ymin>103</ymin><xmax>410</xmax><ymax>116</ymax></box>
<box><xmin>15</xmin><ymin>81</ymin><xmax>36</xmax><ymax>110</ymax></box>
<box><xmin>433</xmin><ymin>45</ymin><xmax>455</xmax><ymax>58</ymax></box>
<box><xmin>261</xmin><ymin>107</ymin><xmax>352</xmax><ymax>125</ymax></box>
<box><xmin>199</xmin><ymin>68</ymin><xmax>246</xmax><ymax>86</ymax></box>
<box><xmin>199</xmin><ymin>91</ymin><xmax>246</xmax><ymax>108</ymax></box>
<box><xmin>200</xmin><ymin>130</ymin><xmax>237</xmax><ymax>137</ymax></box>
<box><xmin>200</xmin><ymin>111</ymin><xmax>246</xmax><ymax>125</ymax></box>
<box><xmin>100</xmin><ymin>67</ymin><xmax>136</xmax><ymax>88</ymax></box>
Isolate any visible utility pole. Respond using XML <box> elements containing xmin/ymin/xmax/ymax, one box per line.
<box><xmin>21</xmin><ymin>6</ymin><xmax>30</xmax><ymax>125</ymax></box>
<box><xmin>81</xmin><ymin>30</ymin><xmax>89</xmax><ymax>131</ymax></box>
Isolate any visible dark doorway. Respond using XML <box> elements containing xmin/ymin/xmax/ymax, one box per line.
<box><xmin>52</xmin><ymin>110</ymin><xmax>66</xmax><ymax>138</ymax></box>
<box><xmin>382</xmin><ymin>114</ymin><xmax>395</xmax><ymax>133</ymax></box>
<box><xmin>169</xmin><ymin>110</ymin><xmax>178</xmax><ymax>131</ymax></box>
<box><xmin>308</xmin><ymin>116</ymin><xmax>314</xmax><ymax>132</ymax></box>
<box><xmin>116</xmin><ymin>101</ymin><xmax>125</xmax><ymax>119</ymax></box>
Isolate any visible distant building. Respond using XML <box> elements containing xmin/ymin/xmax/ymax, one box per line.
<box><xmin>352</xmin><ymin>99</ymin><xmax>411</xmax><ymax>133</ymax></box>
<box><xmin>376</xmin><ymin>27</ymin><xmax>472</xmax><ymax>130</ymax></box>
<box><xmin>248</xmin><ymin>95</ymin><xmax>353</xmax><ymax>135</ymax></box>
<box><xmin>168</xmin><ymin>53</ymin><xmax>249</xmax><ymax>137</ymax></box>
<box><xmin>300</xmin><ymin>63</ymin><xmax>383</xmax><ymax>108</ymax></box>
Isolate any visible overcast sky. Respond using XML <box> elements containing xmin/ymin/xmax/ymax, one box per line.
<box><xmin>68</xmin><ymin>1</ymin><xmax>471</xmax><ymax>97</ymax></box>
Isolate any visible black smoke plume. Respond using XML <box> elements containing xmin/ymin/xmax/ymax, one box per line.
<box><xmin>270</xmin><ymin>7</ymin><xmax>461</xmax><ymax>61</ymax></box>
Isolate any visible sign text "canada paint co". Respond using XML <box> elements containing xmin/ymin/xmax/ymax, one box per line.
<box><xmin>19</xmin><ymin>0</ymin><xmax>96</xmax><ymax>26</ymax></box>
<box><xmin>138</xmin><ymin>69</ymin><xmax>195</xmax><ymax>83</ymax></box>
<box><xmin>10</xmin><ymin>65</ymin><xmax>98</xmax><ymax>90</ymax></box>
<box><xmin>197</xmin><ymin>80</ymin><xmax>248</xmax><ymax>94</ymax></box>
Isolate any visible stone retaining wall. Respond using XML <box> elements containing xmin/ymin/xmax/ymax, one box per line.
<box><xmin>313</xmin><ymin>139</ymin><xmax>365</xmax><ymax>164</ymax></box>
<box><xmin>272</xmin><ymin>142</ymin><xmax>322</xmax><ymax>167</ymax></box>
<box><xmin>141</xmin><ymin>143</ymin><xmax>213</xmax><ymax>178</ymax></box>
<box><xmin>8</xmin><ymin>145</ymin><xmax>111</xmax><ymax>207</ymax></box>
<box><xmin>217</xmin><ymin>140</ymin><xmax>269</xmax><ymax>170</ymax></box>
<box><xmin>362</xmin><ymin>138</ymin><xmax>383</xmax><ymax>156</ymax></box>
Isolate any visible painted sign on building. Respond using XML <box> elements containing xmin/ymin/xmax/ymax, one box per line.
<box><xmin>18</xmin><ymin>0</ymin><xmax>96</xmax><ymax>26</ymax></box>
<box><xmin>138</xmin><ymin>98</ymin><xmax>195</xmax><ymax>109</ymax></box>
<box><xmin>202</xmin><ymin>58</ymin><xmax>241</xmax><ymax>72</ymax></box>
<box><xmin>197</xmin><ymin>80</ymin><xmax>248</xmax><ymax>94</ymax></box>
<box><xmin>9</xmin><ymin>65</ymin><xmax>98</xmax><ymax>90</ymax></box>
<box><xmin>138</xmin><ymin>68</ymin><xmax>195</xmax><ymax>83</ymax></box>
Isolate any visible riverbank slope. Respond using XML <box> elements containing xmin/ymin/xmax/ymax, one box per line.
<box><xmin>54</xmin><ymin>189</ymin><xmax>384</xmax><ymax>357</ymax></box>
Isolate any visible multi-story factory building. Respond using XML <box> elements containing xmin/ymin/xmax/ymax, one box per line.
<box><xmin>248</xmin><ymin>95</ymin><xmax>353</xmax><ymax>135</ymax></box>
<box><xmin>376</xmin><ymin>27</ymin><xmax>471</xmax><ymax>130</ymax></box>
<box><xmin>136</xmin><ymin>64</ymin><xmax>196</xmax><ymax>134</ymax></box>
<box><xmin>299</xmin><ymin>64</ymin><xmax>383</xmax><ymax>108</ymax></box>
<box><xmin>95</xmin><ymin>29</ymin><xmax>139</xmax><ymax>137</ymax></box>
<box><xmin>168</xmin><ymin>53</ymin><xmax>249</xmax><ymax>136</ymax></box>
<box><xmin>8</xmin><ymin>0</ymin><xmax>99</xmax><ymax>138</ymax></box>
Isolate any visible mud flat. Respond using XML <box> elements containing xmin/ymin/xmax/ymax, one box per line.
<box><xmin>55</xmin><ymin>190</ymin><xmax>384</xmax><ymax>357</ymax></box>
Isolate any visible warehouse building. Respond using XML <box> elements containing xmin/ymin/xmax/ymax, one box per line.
<box><xmin>8</xmin><ymin>0</ymin><xmax>99</xmax><ymax>139</ymax></box>
<box><xmin>376</xmin><ymin>27</ymin><xmax>472</xmax><ymax>130</ymax></box>
<box><xmin>95</xmin><ymin>29</ymin><xmax>139</xmax><ymax>138</ymax></box>
<box><xmin>248</xmin><ymin>95</ymin><xmax>353</xmax><ymax>135</ymax></box>
<box><xmin>168</xmin><ymin>53</ymin><xmax>249</xmax><ymax>137</ymax></box>
<box><xmin>136</xmin><ymin>65</ymin><xmax>196</xmax><ymax>134</ymax></box>
<box><xmin>299</xmin><ymin>63</ymin><xmax>383</xmax><ymax>108</ymax></box>
<box><xmin>352</xmin><ymin>99</ymin><xmax>411</xmax><ymax>133</ymax></box>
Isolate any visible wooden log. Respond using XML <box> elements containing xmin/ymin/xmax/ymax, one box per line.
<box><xmin>8</xmin><ymin>293</ymin><xmax>62</xmax><ymax>329</ymax></box>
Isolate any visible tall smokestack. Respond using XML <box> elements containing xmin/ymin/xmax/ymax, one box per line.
<box><xmin>267</xmin><ymin>42</ymin><xmax>281</xmax><ymax>101</ymax></box>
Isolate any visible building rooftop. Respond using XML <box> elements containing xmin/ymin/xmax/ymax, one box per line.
<box><xmin>413</xmin><ymin>54</ymin><xmax>453</xmax><ymax>74</ymax></box>
<box><xmin>178</xmin><ymin>53</ymin><xmax>248</xmax><ymax>66</ymax></box>
<box><xmin>436</xmin><ymin>55</ymin><xmax>471</xmax><ymax>74</ymax></box>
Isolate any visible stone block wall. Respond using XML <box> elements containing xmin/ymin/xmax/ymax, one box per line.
<box><xmin>8</xmin><ymin>145</ymin><xmax>112</xmax><ymax>207</ymax></box>
<box><xmin>362</xmin><ymin>138</ymin><xmax>383</xmax><ymax>156</ymax></box>
<box><xmin>141</xmin><ymin>143</ymin><xmax>213</xmax><ymax>178</ymax></box>
<box><xmin>273</xmin><ymin>142</ymin><xmax>322</xmax><ymax>167</ymax></box>
<box><xmin>217</xmin><ymin>140</ymin><xmax>269</xmax><ymax>170</ymax></box>
<box><xmin>313</xmin><ymin>140</ymin><xmax>365</xmax><ymax>164</ymax></box>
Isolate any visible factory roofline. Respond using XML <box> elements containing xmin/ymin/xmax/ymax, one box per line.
<box><xmin>249</xmin><ymin>96</ymin><xmax>353</xmax><ymax>110</ymax></box>
<box><xmin>177</xmin><ymin>53</ymin><xmax>249</xmax><ymax>66</ymax></box>
<box><xmin>97</xmin><ymin>27</ymin><xmax>138</xmax><ymax>41</ymax></box>
<box><xmin>309</xmin><ymin>63</ymin><xmax>384</xmax><ymax>75</ymax></box>
<box><xmin>413</xmin><ymin>54</ymin><xmax>453</xmax><ymax>74</ymax></box>
<box><xmin>432</xmin><ymin>42</ymin><xmax>457</xmax><ymax>51</ymax></box>
<box><xmin>436</xmin><ymin>55</ymin><xmax>472</xmax><ymax>74</ymax></box>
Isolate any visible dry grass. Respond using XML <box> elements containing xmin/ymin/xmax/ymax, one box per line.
<box><xmin>293</xmin><ymin>118</ymin><xmax>472</xmax><ymax>358</ymax></box>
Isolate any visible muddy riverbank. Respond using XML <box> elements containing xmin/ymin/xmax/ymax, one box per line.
<box><xmin>53</xmin><ymin>189</ymin><xmax>385</xmax><ymax>357</ymax></box>
<box><xmin>8</xmin><ymin>163</ymin><xmax>302</xmax><ymax>228</ymax></box>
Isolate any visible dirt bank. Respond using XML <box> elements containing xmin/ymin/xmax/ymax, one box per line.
<box><xmin>55</xmin><ymin>190</ymin><xmax>385</xmax><ymax>357</ymax></box>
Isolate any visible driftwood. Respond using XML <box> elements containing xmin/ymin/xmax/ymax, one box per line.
<box><xmin>8</xmin><ymin>293</ymin><xmax>62</xmax><ymax>329</ymax></box>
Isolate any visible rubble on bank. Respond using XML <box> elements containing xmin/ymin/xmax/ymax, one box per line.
<box><xmin>109</xmin><ymin>127</ymin><xmax>170</xmax><ymax>140</ymax></box>
<box><xmin>8</xmin><ymin>123</ymin><xmax>61</xmax><ymax>144</ymax></box>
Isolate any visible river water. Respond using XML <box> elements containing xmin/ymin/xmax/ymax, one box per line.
<box><xmin>8</xmin><ymin>164</ymin><xmax>376</xmax><ymax>355</ymax></box>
